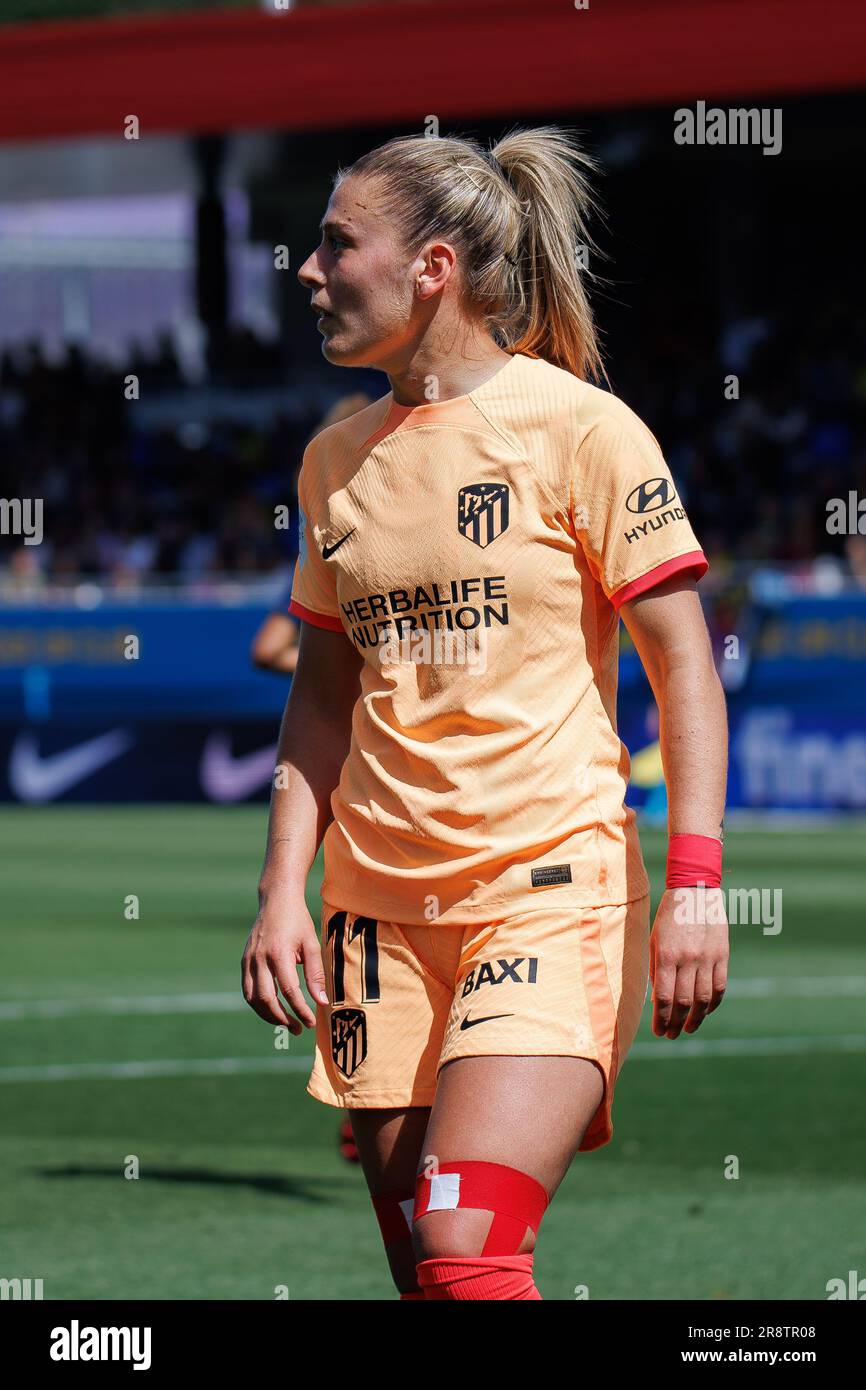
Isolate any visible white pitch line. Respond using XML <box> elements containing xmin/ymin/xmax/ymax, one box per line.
<box><xmin>0</xmin><ymin>992</ymin><xmax>243</xmax><ymax>1021</ymax></box>
<box><xmin>2</xmin><ymin>977</ymin><xmax>866</xmax><ymax>1021</ymax></box>
<box><xmin>629</xmin><ymin>1034</ymin><xmax>866</xmax><ymax>1059</ymax></box>
<box><xmin>2</xmin><ymin>1035</ymin><xmax>866</xmax><ymax>1084</ymax></box>
<box><xmin>0</xmin><ymin>1056</ymin><xmax>310</xmax><ymax>1083</ymax></box>
<box><xmin>725</xmin><ymin>976</ymin><xmax>866</xmax><ymax>998</ymax></box>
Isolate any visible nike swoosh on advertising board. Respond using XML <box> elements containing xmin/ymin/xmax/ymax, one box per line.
<box><xmin>10</xmin><ymin>729</ymin><xmax>135</xmax><ymax>803</ymax></box>
<box><xmin>200</xmin><ymin>732</ymin><xmax>278</xmax><ymax>803</ymax></box>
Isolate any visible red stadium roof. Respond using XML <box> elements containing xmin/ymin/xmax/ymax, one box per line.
<box><xmin>0</xmin><ymin>0</ymin><xmax>864</xmax><ymax>143</ymax></box>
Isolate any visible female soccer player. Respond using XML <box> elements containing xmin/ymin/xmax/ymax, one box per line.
<box><xmin>241</xmin><ymin>127</ymin><xmax>729</xmax><ymax>1301</ymax></box>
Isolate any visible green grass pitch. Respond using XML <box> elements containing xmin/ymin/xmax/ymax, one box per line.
<box><xmin>1</xmin><ymin>806</ymin><xmax>864</xmax><ymax>1301</ymax></box>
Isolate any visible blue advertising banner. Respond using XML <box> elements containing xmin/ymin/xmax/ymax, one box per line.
<box><xmin>0</xmin><ymin>604</ymin><xmax>290</xmax><ymax>722</ymax></box>
<box><xmin>0</xmin><ymin>722</ymin><xmax>279</xmax><ymax>804</ymax></box>
<box><xmin>619</xmin><ymin>593</ymin><xmax>866</xmax><ymax>813</ymax></box>
<box><xmin>1</xmin><ymin>593</ymin><xmax>864</xmax><ymax>806</ymax></box>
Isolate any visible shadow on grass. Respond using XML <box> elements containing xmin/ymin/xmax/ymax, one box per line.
<box><xmin>36</xmin><ymin>1165</ymin><xmax>357</xmax><ymax>1203</ymax></box>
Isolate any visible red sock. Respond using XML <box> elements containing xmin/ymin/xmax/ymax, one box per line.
<box><xmin>399</xmin><ymin>1291</ymin><xmax>425</xmax><ymax>1301</ymax></box>
<box><xmin>417</xmin><ymin>1253</ymin><xmax>541</xmax><ymax>1301</ymax></box>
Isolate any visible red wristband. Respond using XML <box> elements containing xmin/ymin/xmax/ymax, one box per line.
<box><xmin>666</xmin><ymin>833</ymin><xmax>722</xmax><ymax>889</ymax></box>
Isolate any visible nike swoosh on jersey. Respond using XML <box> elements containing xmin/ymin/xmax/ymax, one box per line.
<box><xmin>200</xmin><ymin>731</ymin><xmax>278</xmax><ymax>803</ymax></box>
<box><xmin>10</xmin><ymin>729</ymin><xmax>135</xmax><ymax>803</ymax></box>
<box><xmin>459</xmin><ymin>1012</ymin><xmax>514</xmax><ymax>1031</ymax></box>
<box><xmin>321</xmin><ymin>529</ymin><xmax>356</xmax><ymax>560</ymax></box>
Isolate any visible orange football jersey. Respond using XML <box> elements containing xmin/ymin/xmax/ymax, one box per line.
<box><xmin>290</xmin><ymin>351</ymin><xmax>707</xmax><ymax>925</ymax></box>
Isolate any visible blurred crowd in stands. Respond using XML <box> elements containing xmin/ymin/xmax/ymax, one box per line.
<box><xmin>0</xmin><ymin>333</ymin><xmax>319</xmax><ymax>592</ymax></box>
<box><xmin>608</xmin><ymin>293</ymin><xmax>866</xmax><ymax>593</ymax></box>
<box><xmin>2</xmin><ymin>294</ymin><xmax>865</xmax><ymax>596</ymax></box>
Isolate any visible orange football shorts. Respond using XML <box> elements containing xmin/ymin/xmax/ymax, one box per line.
<box><xmin>307</xmin><ymin>896</ymin><xmax>651</xmax><ymax>1152</ymax></box>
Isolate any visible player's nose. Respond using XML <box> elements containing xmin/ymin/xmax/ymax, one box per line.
<box><xmin>297</xmin><ymin>251</ymin><xmax>324</xmax><ymax>289</ymax></box>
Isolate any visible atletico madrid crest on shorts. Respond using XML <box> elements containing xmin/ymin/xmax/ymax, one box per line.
<box><xmin>330</xmin><ymin>1007</ymin><xmax>367</xmax><ymax>1077</ymax></box>
<box><xmin>458</xmin><ymin>483</ymin><xmax>510</xmax><ymax>548</ymax></box>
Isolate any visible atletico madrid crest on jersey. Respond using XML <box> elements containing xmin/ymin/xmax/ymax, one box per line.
<box><xmin>331</xmin><ymin>1007</ymin><xmax>367</xmax><ymax>1077</ymax></box>
<box><xmin>458</xmin><ymin>483</ymin><xmax>510</xmax><ymax>548</ymax></box>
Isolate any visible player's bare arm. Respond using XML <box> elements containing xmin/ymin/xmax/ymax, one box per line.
<box><xmin>620</xmin><ymin>572</ymin><xmax>729</xmax><ymax>1040</ymax></box>
<box><xmin>241</xmin><ymin>623</ymin><xmax>362</xmax><ymax>1034</ymax></box>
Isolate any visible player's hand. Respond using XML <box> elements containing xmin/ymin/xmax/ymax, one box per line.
<box><xmin>649</xmin><ymin>887</ymin><xmax>728</xmax><ymax>1039</ymax></box>
<box><xmin>241</xmin><ymin>894</ymin><xmax>329</xmax><ymax>1036</ymax></box>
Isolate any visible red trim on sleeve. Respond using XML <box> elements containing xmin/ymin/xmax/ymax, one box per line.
<box><xmin>611</xmin><ymin>550</ymin><xmax>709</xmax><ymax>610</ymax></box>
<box><xmin>288</xmin><ymin>599</ymin><xmax>344</xmax><ymax>632</ymax></box>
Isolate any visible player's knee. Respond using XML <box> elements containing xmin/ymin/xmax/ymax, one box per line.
<box><xmin>412</xmin><ymin>1207</ymin><xmax>511</xmax><ymax>1262</ymax></box>
<box><xmin>411</xmin><ymin>1160</ymin><xmax>548</xmax><ymax>1261</ymax></box>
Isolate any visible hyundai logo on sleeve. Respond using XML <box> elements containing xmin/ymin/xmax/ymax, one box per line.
<box><xmin>626</xmin><ymin>478</ymin><xmax>677</xmax><ymax>514</ymax></box>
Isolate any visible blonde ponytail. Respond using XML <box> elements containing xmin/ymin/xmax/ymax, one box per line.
<box><xmin>488</xmin><ymin>125</ymin><xmax>604</xmax><ymax>381</ymax></box>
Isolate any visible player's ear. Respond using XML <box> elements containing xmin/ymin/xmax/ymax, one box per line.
<box><xmin>416</xmin><ymin>242</ymin><xmax>457</xmax><ymax>299</ymax></box>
